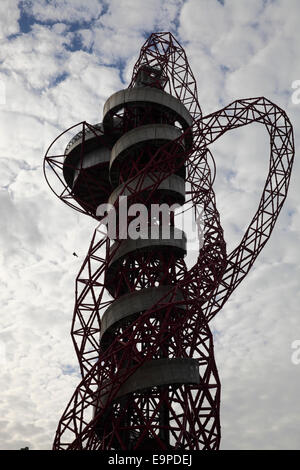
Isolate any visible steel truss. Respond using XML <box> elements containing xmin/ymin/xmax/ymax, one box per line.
<box><xmin>43</xmin><ymin>32</ymin><xmax>294</xmax><ymax>450</ymax></box>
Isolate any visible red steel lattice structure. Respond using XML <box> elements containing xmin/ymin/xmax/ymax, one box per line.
<box><xmin>44</xmin><ymin>32</ymin><xmax>294</xmax><ymax>450</ymax></box>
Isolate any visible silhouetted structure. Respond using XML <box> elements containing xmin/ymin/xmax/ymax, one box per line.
<box><xmin>44</xmin><ymin>32</ymin><xmax>294</xmax><ymax>450</ymax></box>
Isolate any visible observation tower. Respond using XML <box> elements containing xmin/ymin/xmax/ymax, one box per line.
<box><xmin>44</xmin><ymin>32</ymin><xmax>294</xmax><ymax>450</ymax></box>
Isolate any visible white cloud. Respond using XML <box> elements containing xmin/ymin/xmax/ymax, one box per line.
<box><xmin>0</xmin><ymin>0</ymin><xmax>20</xmax><ymax>39</ymax></box>
<box><xmin>98</xmin><ymin>0</ymin><xmax>182</xmax><ymax>33</ymax></box>
<box><xmin>24</xmin><ymin>0</ymin><xmax>104</xmax><ymax>24</ymax></box>
<box><xmin>0</xmin><ymin>24</ymin><xmax>72</xmax><ymax>90</ymax></box>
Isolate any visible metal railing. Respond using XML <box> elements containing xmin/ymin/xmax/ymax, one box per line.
<box><xmin>65</xmin><ymin>122</ymin><xmax>103</xmax><ymax>154</ymax></box>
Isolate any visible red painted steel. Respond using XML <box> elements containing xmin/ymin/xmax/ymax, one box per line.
<box><xmin>43</xmin><ymin>32</ymin><xmax>294</xmax><ymax>450</ymax></box>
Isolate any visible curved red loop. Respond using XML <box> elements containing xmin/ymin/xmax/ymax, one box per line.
<box><xmin>195</xmin><ymin>97</ymin><xmax>294</xmax><ymax>320</ymax></box>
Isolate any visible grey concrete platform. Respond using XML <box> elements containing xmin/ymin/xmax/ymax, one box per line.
<box><xmin>96</xmin><ymin>358</ymin><xmax>200</xmax><ymax>408</ymax></box>
<box><xmin>103</xmin><ymin>87</ymin><xmax>193</xmax><ymax>131</ymax></box>
<box><xmin>72</xmin><ymin>147</ymin><xmax>111</xmax><ymax>186</ymax></box>
<box><xmin>63</xmin><ymin>122</ymin><xmax>110</xmax><ymax>188</ymax></box>
<box><xmin>105</xmin><ymin>227</ymin><xmax>186</xmax><ymax>296</ymax></box>
<box><xmin>109</xmin><ymin>226</ymin><xmax>186</xmax><ymax>267</ymax></box>
<box><xmin>109</xmin><ymin>123</ymin><xmax>184</xmax><ymax>186</ymax></box>
<box><xmin>101</xmin><ymin>286</ymin><xmax>185</xmax><ymax>342</ymax></box>
<box><xmin>115</xmin><ymin>358</ymin><xmax>200</xmax><ymax>398</ymax></box>
<box><xmin>107</xmin><ymin>172</ymin><xmax>185</xmax><ymax>207</ymax></box>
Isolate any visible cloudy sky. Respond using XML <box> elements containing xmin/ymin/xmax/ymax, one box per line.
<box><xmin>0</xmin><ymin>0</ymin><xmax>299</xmax><ymax>450</ymax></box>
